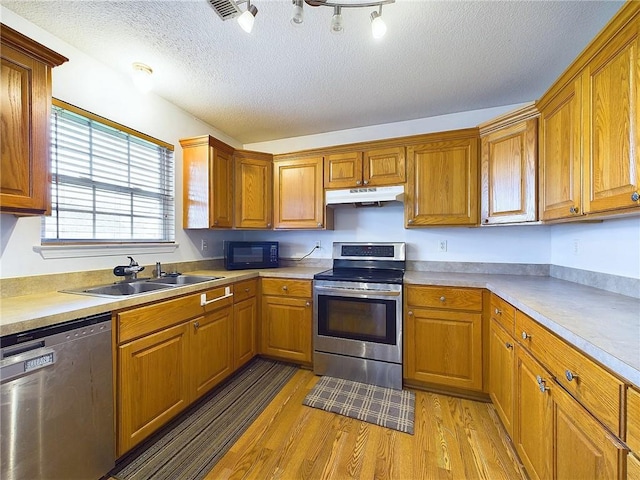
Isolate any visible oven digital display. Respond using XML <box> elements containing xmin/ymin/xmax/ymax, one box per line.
<box><xmin>341</xmin><ymin>245</ymin><xmax>395</xmax><ymax>257</ymax></box>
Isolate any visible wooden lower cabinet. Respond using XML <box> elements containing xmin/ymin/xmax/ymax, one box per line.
<box><xmin>404</xmin><ymin>285</ymin><xmax>483</xmax><ymax>392</ymax></box>
<box><xmin>489</xmin><ymin>318</ymin><xmax>515</xmax><ymax>437</ymax></box>
<box><xmin>515</xmin><ymin>346</ymin><xmax>626</xmax><ymax>480</ymax></box>
<box><xmin>191</xmin><ymin>305</ymin><xmax>233</xmax><ymax>401</ymax></box>
<box><xmin>117</xmin><ymin>322</ymin><xmax>190</xmax><ymax>456</ymax></box>
<box><xmin>628</xmin><ymin>453</ymin><xmax>640</xmax><ymax>480</ymax></box>
<box><xmin>234</xmin><ymin>296</ymin><xmax>257</xmax><ymax>369</ymax></box>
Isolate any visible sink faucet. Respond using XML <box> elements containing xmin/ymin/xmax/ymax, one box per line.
<box><xmin>113</xmin><ymin>256</ymin><xmax>145</xmax><ymax>280</ymax></box>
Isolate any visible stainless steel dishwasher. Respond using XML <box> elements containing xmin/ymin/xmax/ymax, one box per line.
<box><xmin>1</xmin><ymin>312</ymin><xmax>115</xmax><ymax>480</ymax></box>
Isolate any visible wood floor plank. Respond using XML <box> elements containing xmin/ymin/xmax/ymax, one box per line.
<box><xmin>207</xmin><ymin>369</ymin><xmax>526</xmax><ymax>480</ymax></box>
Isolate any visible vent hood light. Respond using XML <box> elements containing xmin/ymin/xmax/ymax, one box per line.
<box><xmin>325</xmin><ymin>185</ymin><xmax>404</xmax><ymax>207</ymax></box>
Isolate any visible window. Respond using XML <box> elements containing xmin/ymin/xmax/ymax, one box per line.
<box><xmin>42</xmin><ymin>100</ymin><xmax>175</xmax><ymax>244</ymax></box>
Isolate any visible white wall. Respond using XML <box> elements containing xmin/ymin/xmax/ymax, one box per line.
<box><xmin>1</xmin><ymin>8</ymin><xmax>638</xmax><ymax>281</ymax></box>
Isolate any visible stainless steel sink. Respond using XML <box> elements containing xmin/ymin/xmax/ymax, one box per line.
<box><xmin>146</xmin><ymin>275</ymin><xmax>222</xmax><ymax>285</ymax></box>
<box><xmin>62</xmin><ymin>275</ymin><xmax>223</xmax><ymax>297</ymax></box>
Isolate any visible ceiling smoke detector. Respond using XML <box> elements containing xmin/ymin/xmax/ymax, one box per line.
<box><xmin>207</xmin><ymin>0</ymin><xmax>242</xmax><ymax>20</ymax></box>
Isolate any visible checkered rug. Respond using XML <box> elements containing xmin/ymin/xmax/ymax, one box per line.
<box><xmin>303</xmin><ymin>376</ymin><xmax>415</xmax><ymax>434</ymax></box>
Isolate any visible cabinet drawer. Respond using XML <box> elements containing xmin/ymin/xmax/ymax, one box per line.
<box><xmin>490</xmin><ymin>294</ymin><xmax>515</xmax><ymax>333</ymax></box>
<box><xmin>234</xmin><ymin>278</ymin><xmax>258</xmax><ymax>302</ymax></box>
<box><xmin>261</xmin><ymin>278</ymin><xmax>311</xmax><ymax>298</ymax></box>
<box><xmin>405</xmin><ymin>286</ymin><xmax>482</xmax><ymax>311</ymax></box>
<box><xmin>628</xmin><ymin>387</ymin><xmax>640</xmax><ymax>453</ymax></box>
<box><xmin>516</xmin><ymin>310</ymin><xmax>623</xmax><ymax>435</ymax></box>
<box><xmin>117</xmin><ymin>292</ymin><xmax>203</xmax><ymax>343</ymax></box>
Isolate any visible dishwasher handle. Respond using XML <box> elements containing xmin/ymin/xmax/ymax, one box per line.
<box><xmin>1</xmin><ymin>347</ymin><xmax>57</xmax><ymax>383</ymax></box>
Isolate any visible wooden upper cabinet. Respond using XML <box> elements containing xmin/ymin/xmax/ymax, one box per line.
<box><xmin>324</xmin><ymin>146</ymin><xmax>406</xmax><ymax>189</ymax></box>
<box><xmin>233</xmin><ymin>150</ymin><xmax>273</xmax><ymax>229</ymax></box>
<box><xmin>479</xmin><ymin>104</ymin><xmax>538</xmax><ymax>224</ymax></box>
<box><xmin>273</xmin><ymin>156</ymin><xmax>333</xmax><ymax>229</ymax></box>
<box><xmin>582</xmin><ymin>15</ymin><xmax>640</xmax><ymax>215</ymax></box>
<box><xmin>538</xmin><ymin>77</ymin><xmax>583</xmax><ymax>221</ymax></box>
<box><xmin>405</xmin><ymin>129</ymin><xmax>479</xmax><ymax>226</ymax></box>
<box><xmin>0</xmin><ymin>25</ymin><xmax>67</xmax><ymax>215</ymax></box>
<box><xmin>180</xmin><ymin>135</ymin><xmax>234</xmax><ymax>229</ymax></box>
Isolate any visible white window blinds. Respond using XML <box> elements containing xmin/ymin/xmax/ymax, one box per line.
<box><xmin>43</xmin><ymin>102</ymin><xmax>175</xmax><ymax>243</ymax></box>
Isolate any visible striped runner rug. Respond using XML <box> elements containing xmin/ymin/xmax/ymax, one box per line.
<box><xmin>110</xmin><ymin>358</ymin><xmax>298</xmax><ymax>480</ymax></box>
<box><xmin>303</xmin><ymin>376</ymin><xmax>415</xmax><ymax>434</ymax></box>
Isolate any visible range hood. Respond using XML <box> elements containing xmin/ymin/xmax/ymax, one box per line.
<box><xmin>325</xmin><ymin>185</ymin><xmax>405</xmax><ymax>207</ymax></box>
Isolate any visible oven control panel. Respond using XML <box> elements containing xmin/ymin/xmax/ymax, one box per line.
<box><xmin>341</xmin><ymin>245</ymin><xmax>395</xmax><ymax>257</ymax></box>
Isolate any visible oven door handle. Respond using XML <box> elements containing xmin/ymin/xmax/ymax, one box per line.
<box><xmin>314</xmin><ymin>286</ymin><xmax>401</xmax><ymax>296</ymax></box>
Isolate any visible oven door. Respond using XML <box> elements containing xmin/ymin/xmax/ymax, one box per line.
<box><xmin>313</xmin><ymin>280</ymin><xmax>402</xmax><ymax>364</ymax></box>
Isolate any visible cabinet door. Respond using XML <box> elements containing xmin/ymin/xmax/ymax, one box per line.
<box><xmin>553</xmin><ymin>378</ymin><xmax>625</xmax><ymax>480</ymax></box>
<box><xmin>234</xmin><ymin>154</ymin><xmax>272</xmax><ymax>229</ymax></box>
<box><xmin>489</xmin><ymin>319</ymin><xmax>516</xmax><ymax>437</ymax></box>
<box><xmin>405</xmin><ymin>135</ymin><xmax>479</xmax><ymax>226</ymax></box>
<box><xmin>261</xmin><ymin>295</ymin><xmax>312</xmax><ymax>363</ymax></box>
<box><xmin>539</xmin><ymin>78</ymin><xmax>583</xmax><ymax>221</ymax></box>
<box><xmin>234</xmin><ymin>296</ymin><xmax>257</xmax><ymax>370</ymax></box>
<box><xmin>274</xmin><ymin>156</ymin><xmax>326</xmax><ymax>229</ymax></box>
<box><xmin>582</xmin><ymin>19</ymin><xmax>640</xmax><ymax>214</ymax></box>
<box><xmin>404</xmin><ymin>307</ymin><xmax>483</xmax><ymax>391</ymax></box>
<box><xmin>0</xmin><ymin>44</ymin><xmax>51</xmax><ymax>214</ymax></box>
<box><xmin>515</xmin><ymin>347</ymin><xmax>553</xmax><ymax>480</ymax></box>
<box><xmin>324</xmin><ymin>152</ymin><xmax>363</xmax><ymax>189</ymax></box>
<box><xmin>118</xmin><ymin>322</ymin><xmax>190</xmax><ymax>455</ymax></box>
<box><xmin>191</xmin><ymin>306</ymin><xmax>234</xmax><ymax>400</ymax></box>
<box><xmin>363</xmin><ymin>146</ymin><xmax>406</xmax><ymax>186</ymax></box>
<box><xmin>480</xmin><ymin>118</ymin><xmax>537</xmax><ymax>224</ymax></box>
<box><xmin>211</xmin><ymin>147</ymin><xmax>234</xmax><ymax>228</ymax></box>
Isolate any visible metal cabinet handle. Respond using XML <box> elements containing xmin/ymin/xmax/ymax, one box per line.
<box><xmin>245</xmin><ymin>288</ymin><xmax>250</xmax><ymax>293</ymax></box>
<box><xmin>569</xmin><ymin>206</ymin><xmax>579</xmax><ymax>214</ymax></box>
<box><xmin>521</xmin><ymin>331</ymin><xmax>531</xmax><ymax>340</ymax></box>
<box><xmin>282</xmin><ymin>285</ymin><xmax>288</xmax><ymax>291</ymax></box>
<box><xmin>408</xmin><ymin>311</ymin><xmax>413</xmax><ymax>316</ymax></box>
<box><xmin>495</xmin><ymin>308</ymin><xmax>502</xmax><ymax>315</ymax></box>
<box><xmin>200</xmin><ymin>286</ymin><xmax>233</xmax><ymax>306</ymax></box>
<box><xmin>305</xmin><ymin>301</ymin><xmax>310</xmax><ymax>307</ymax></box>
<box><xmin>356</xmin><ymin>180</ymin><xmax>362</xmax><ymax>185</ymax></box>
<box><xmin>194</xmin><ymin>321</ymin><xmax>200</xmax><ymax>329</ymax></box>
<box><xmin>505</xmin><ymin>342</ymin><xmax>513</xmax><ymax>350</ymax></box>
<box><xmin>536</xmin><ymin>375</ymin><xmax>550</xmax><ymax>393</ymax></box>
<box><xmin>363</xmin><ymin>180</ymin><xmax>369</xmax><ymax>185</ymax></box>
<box><xmin>632</xmin><ymin>192</ymin><xmax>640</xmax><ymax>202</ymax></box>
<box><xmin>408</xmin><ymin>219</ymin><xmax>414</xmax><ymax>224</ymax></box>
<box><xmin>267</xmin><ymin>223</ymin><xmax>272</xmax><ymax>228</ymax></box>
<box><xmin>317</xmin><ymin>223</ymin><xmax>322</xmax><ymax>228</ymax></box>
<box><xmin>439</xmin><ymin>296</ymin><xmax>446</xmax><ymax>302</ymax></box>
<box><xmin>565</xmin><ymin>370</ymin><xmax>578</xmax><ymax>382</ymax></box>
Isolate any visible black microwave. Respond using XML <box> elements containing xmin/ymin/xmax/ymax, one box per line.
<box><xmin>224</xmin><ymin>241</ymin><xmax>279</xmax><ymax>270</ymax></box>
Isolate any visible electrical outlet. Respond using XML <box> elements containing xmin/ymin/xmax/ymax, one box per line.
<box><xmin>315</xmin><ymin>241</ymin><xmax>321</xmax><ymax>249</ymax></box>
<box><xmin>201</xmin><ymin>239</ymin><xmax>208</xmax><ymax>251</ymax></box>
<box><xmin>438</xmin><ymin>240</ymin><xmax>448</xmax><ymax>252</ymax></box>
<box><xmin>572</xmin><ymin>239</ymin><xmax>579</xmax><ymax>255</ymax></box>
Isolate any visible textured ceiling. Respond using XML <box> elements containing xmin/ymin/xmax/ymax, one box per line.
<box><xmin>2</xmin><ymin>0</ymin><xmax>625</xmax><ymax>144</ymax></box>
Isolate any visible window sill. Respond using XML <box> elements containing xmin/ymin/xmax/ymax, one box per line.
<box><xmin>34</xmin><ymin>243</ymin><xmax>179</xmax><ymax>259</ymax></box>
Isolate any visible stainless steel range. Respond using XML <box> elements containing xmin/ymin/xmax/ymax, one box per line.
<box><xmin>313</xmin><ymin>242</ymin><xmax>405</xmax><ymax>390</ymax></box>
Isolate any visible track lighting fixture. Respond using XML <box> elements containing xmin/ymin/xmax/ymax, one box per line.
<box><xmin>207</xmin><ymin>0</ymin><xmax>394</xmax><ymax>38</ymax></box>
<box><xmin>236</xmin><ymin>0</ymin><xmax>258</xmax><ymax>33</ymax></box>
<box><xmin>291</xmin><ymin>0</ymin><xmax>304</xmax><ymax>26</ymax></box>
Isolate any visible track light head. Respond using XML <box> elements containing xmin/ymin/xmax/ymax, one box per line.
<box><xmin>237</xmin><ymin>2</ymin><xmax>258</xmax><ymax>33</ymax></box>
<box><xmin>291</xmin><ymin>0</ymin><xmax>304</xmax><ymax>25</ymax></box>
<box><xmin>370</xmin><ymin>7</ymin><xmax>387</xmax><ymax>39</ymax></box>
<box><xmin>330</xmin><ymin>6</ymin><xmax>344</xmax><ymax>34</ymax></box>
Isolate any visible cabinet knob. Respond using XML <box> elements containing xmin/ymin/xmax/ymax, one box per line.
<box><xmin>408</xmin><ymin>219</ymin><xmax>414</xmax><ymax>224</ymax></box>
<box><xmin>632</xmin><ymin>192</ymin><xmax>640</xmax><ymax>202</ymax></box>
<box><xmin>305</xmin><ymin>301</ymin><xmax>310</xmax><ymax>307</ymax></box>
<box><xmin>521</xmin><ymin>331</ymin><xmax>531</xmax><ymax>340</ymax></box>
<box><xmin>213</xmin><ymin>219</ymin><xmax>219</xmax><ymax>225</ymax></box>
<box><xmin>569</xmin><ymin>206</ymin><xmax>579</xmax><ymax>214</ymax></box>
<box><xmin>408</xmin><ymin>311</ymin><xmax>413</xmax><ymax>316</ymax></box>
<box><xmin>317</xmin><ymin>223</ymin><xmax>322</xmax><ymax>228</ymax></box>
<box><xmin>245</xmin><ymin>288</ymin><xmax>250</xmax><ymax>292</ymax></box>
<box><xmin>565</xmin><ymin>370</ymin><xmax>578</xmax><ymax>382</ymax></box>
<box><xmin>505</xmin><ymin>342</ymin><xmax>513</xmax><ymax>350</ymax></box>
<box><xmin>194</xmin><ymin>321</ymin><xmax>200</xmax><ymax>329</ymax></box>
<box><xmin>536</xmin><ymin>375</ymin><xmax>550</xmax><ymax>393</ymax></box>
<box><xmin>282</xmin><ymin>285</ymin><xmax>288</xmax><ymax>291</ymax></box>
<box><xmin>267</xmin><ymin>223</ymin><xmax>271</xmax><ymax>228</ymax></box>
<box><xmin>356</xmin><ymin>180</ymin><xmax>362</xmax><ymax>185</ymax></box>
<box><xmin>363</xmin><ymin>180</ymin><xmax>369</xmax><ymax>185</ymax></box>
<box><xmin>495</xmin><ymin>308</ymin><xmax>502</xmax><ymax>315</ymax></box>
<box><xmin>439</xmin><ymin>296</ymin><xmax>446</xmax><ymax>302</ymax></box>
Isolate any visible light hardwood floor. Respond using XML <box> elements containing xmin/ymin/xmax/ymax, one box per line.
<box><xmin>206</xmin><ymin>369</ymin><xmax>527</xmax><ymax>479</ymax></box>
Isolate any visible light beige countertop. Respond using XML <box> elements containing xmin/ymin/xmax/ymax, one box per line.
<box><xmin>2</xmin><ymin>267</ymin><xmax>638</xmax><ymax>387</ymax></box>
<box><xmin>0</xmin><ymin>267</ymin><xmax>326</xmax><ymax>336</ymax></box>
<box><xmin>405</xmin><ymin>271</ymin><xmax>640</xmax><ymax>388</ymax></box>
